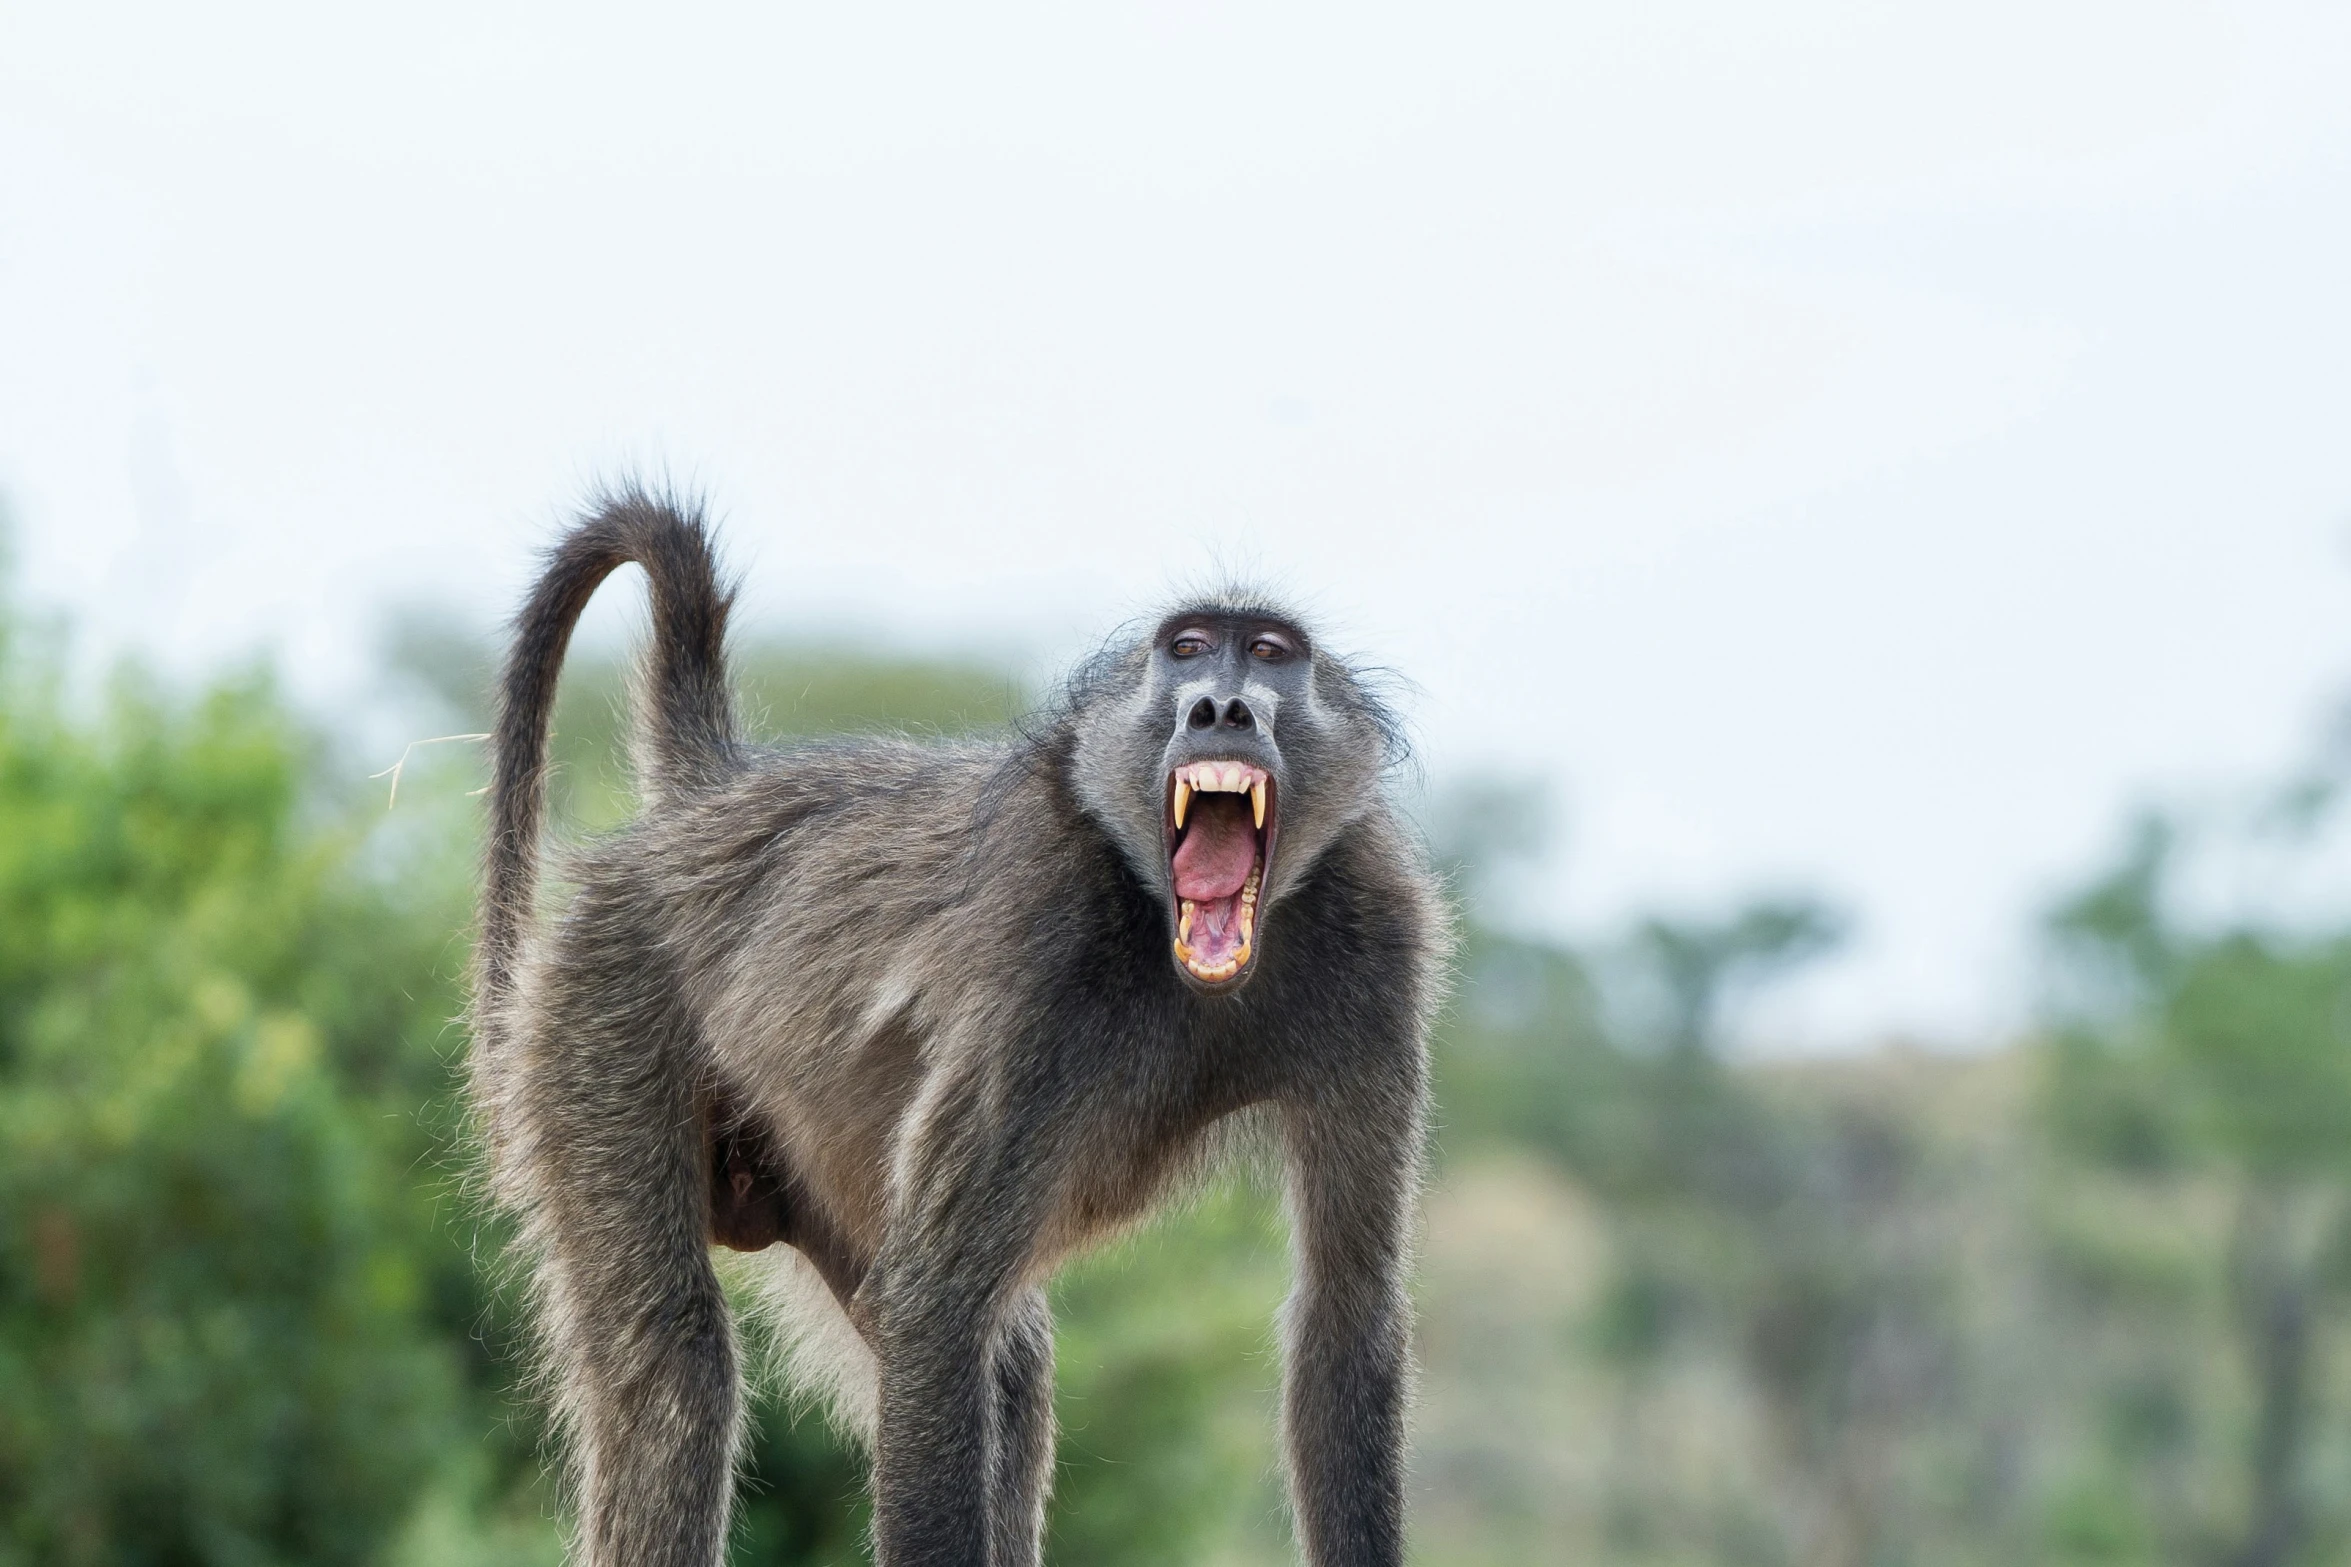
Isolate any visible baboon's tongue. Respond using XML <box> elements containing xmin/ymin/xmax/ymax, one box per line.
<box><xmin>1172</xmin><ymin>794</ymin><xmax>1256</xmax><ymax>899</ymax></box>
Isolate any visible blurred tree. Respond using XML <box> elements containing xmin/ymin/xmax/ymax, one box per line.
<box><xmin>0</xmin><ymin>631</ymin><xmax>487</xmax><ymax>1563</ymax></box>
<box><xmin>2042</xmin><ymin>816</ymin><xmax>2351</xmax><ymax>1567</ymax></box>
<box><xmin>1598</xmin><ymin>900</ymin><xmax>1994</xmax><ymax>1567</ymax></box>
<box><xmin>1631</xmin><ymin>900</ymin><xmax>1847</xmax><ymax>1062</ymax></box>
<box><xmin>1427</xmin><ymin>775</ymin><xmax>1976</xmax><ymax>1567</ymax></box>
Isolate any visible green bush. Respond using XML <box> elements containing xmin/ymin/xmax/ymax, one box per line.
<box><xmin>0</xmin><ymin>648</ymin><xmax>488</xmax><ymax>1565</ymax></box>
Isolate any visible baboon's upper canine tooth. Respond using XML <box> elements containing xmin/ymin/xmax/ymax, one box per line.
<box><xmin>1250</xmin><ymin>779</ymin><xmax>1266</xmax><ymax>829</ymax></box>
<box><xmin>1173</xmin><ymin>778</ymin><xmax>1191</xmax><ymax>827</ymax></box>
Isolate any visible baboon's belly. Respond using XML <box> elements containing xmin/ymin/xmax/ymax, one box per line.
<box><xmin>758</xmin><ymin>1014</ymin><xmax>925</xmax><ymax>1272</ymax></box>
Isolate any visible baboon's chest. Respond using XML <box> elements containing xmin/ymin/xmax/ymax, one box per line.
<box><xmin>1040</xmin><ymin>1044</ymin><xmax>1248</xmax><ymax>1263</ymax></box>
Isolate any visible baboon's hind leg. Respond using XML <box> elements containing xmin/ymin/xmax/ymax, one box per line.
<box><xmin>524</xmin><ymin>993</ymin><xmax>741</xmax><ymax>1567</ymax></box>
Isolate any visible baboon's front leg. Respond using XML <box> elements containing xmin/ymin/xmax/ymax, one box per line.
<box><xmin>866</xmin><ymin>1253</ymin><xmax>1028</xmax><ymax>1567</ymax></box>
<box><xmin>1279</xmin><ymin>1065</ymin><xmax>1423</xmax><ymax>1567</ymax></box>
<box><xmin>866</xmin><ymin>1101</ymin><xmax>1056</xmax><ymax>1567</ymax></box>
<box><xmin>989</xmin><ymin>1287</ymin><xmax>1057</xmax><ymax>1567</ymax></box>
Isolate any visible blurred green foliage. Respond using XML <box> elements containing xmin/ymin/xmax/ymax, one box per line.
<box><xmin>0</xmin><ymin>646</ymin><xmax>496</xmax><ymax>1564</ymax></box>
<box><xmin>2035</xmin><ymin>817</ymin><xmax>2351</xmax><ymax>1567</ymax></box>
<box><xmin>9</xmin><ymin>574</ymin><xmax>2351</xmax><ymax>1566</ymax></box>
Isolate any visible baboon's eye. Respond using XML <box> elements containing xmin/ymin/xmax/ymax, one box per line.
<box><xmin>1250</xmin><ymin>636</ymin><xmax>1290</xmax><ymax>662</ymax></box>
<box><xmin>1171</xmin><ymin>632</ymin><xmax>1211</xmax><ymax>658</ymax></box>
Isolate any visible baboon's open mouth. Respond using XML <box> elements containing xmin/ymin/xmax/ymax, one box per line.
<box><xmin>1167</xmin><ymin>761</ymin><xmax>1274</xmax><ymax>985</ymax></box>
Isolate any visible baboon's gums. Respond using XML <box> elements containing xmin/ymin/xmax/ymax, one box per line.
<box><xmin>470</xmin><ymin>490</ymin><xmax>1445</xmax><ymax>1567</ymax></box>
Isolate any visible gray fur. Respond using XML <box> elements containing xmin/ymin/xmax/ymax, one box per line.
<box><xmin>470</xmin><ymin>490</ymin><xmax>1447</xmax><ymax>1566</ymax></box>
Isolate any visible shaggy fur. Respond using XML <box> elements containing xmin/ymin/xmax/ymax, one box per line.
<box><xmin>470</xmin><ymin>490</ymin><xmax>1446</xmax><ymax>1567</ymax></box>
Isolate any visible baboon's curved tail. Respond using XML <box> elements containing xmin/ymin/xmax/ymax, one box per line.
<box><xmin>476</xmin><ymin>487</ymin><xmax>739</xmax><ymax>1019</ymax></box>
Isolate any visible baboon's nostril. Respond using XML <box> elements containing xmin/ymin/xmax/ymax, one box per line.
<box><xmin>1187</xmin><ymin>697</ymin><xmax>1218</xmax><ymax>730</ymax></box>
<box><xmin>1221</xmin><ymin>699</ymin><xmax>1254</xmax><ymax>730</ymax></box>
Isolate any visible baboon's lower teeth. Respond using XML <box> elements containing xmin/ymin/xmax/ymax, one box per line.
<box><xmin>1167</xmin><ymin>765</ymin><xmax>1271</xmax><ymax>983</ymax></box>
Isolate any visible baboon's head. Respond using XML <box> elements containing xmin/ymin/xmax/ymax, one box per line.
<box><xmin>1069</xmin><ymin>598</ymin><xmax>1397</xmax><ymax>993</ymax></box>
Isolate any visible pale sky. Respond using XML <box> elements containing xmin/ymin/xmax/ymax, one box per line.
<box><xmin>3</xmin><ymin>1</ymin><xmax>2348</xmax><ymax>1045</ymax></box>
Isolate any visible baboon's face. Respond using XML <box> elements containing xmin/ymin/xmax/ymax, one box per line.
<box><xmin>1072</xmin><ymin>606</ymin><xmax>1387</xmax><ymax>994</ymax></box>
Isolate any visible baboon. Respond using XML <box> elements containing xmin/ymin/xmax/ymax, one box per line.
<box><xmin>470</xmin><ymin>491</ymin><xmax>1445</xmax><ymax>1567</ymax></box>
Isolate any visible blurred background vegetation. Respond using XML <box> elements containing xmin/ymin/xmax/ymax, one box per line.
<box><xmin>9</xmin><ymin>564</ymin><xmax>2351</xmax><ymax>1567</ymax></box>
